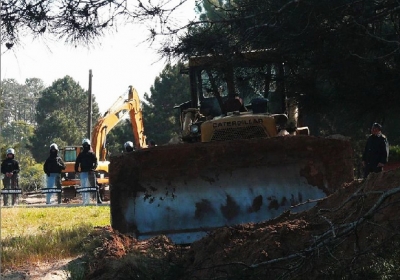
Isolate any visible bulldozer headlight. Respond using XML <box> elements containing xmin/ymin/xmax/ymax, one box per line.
<box><xmin>190</xmin><ymin>124</ymin><xmax>199</xmax><ymax>134</ymax></box>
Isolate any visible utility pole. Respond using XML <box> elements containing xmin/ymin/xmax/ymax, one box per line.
<box><xmin>87</xmin><ymin>70</ymin><xmax>93</xmax><ymax>139</ymax></box>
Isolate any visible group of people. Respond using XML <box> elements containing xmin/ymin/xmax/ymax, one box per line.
<box><xmin>1</xmin><ymin>137</ymin><xmax>157</xmax><ymax>206</ymax></box>
<box><xmin>43</xmin><ymin>139</ymin><xmax>102</xmax><ymax>205</ymax></box>
<box><xmin>0</xmin><ymin>138</ymin><xmax>102</xmax><ymax>206</ymax></box>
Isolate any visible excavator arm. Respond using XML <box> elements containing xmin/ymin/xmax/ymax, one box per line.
<box><xmin>91</xmin><ymin>86</ymin><xmax>147</xmax><ymax>161</ymax></box>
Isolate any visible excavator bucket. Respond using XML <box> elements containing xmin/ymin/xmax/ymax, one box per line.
<box><xmin>110</xmin><ymin>136</ymin><xmax>353</xmax><ymax>244</ymax></box>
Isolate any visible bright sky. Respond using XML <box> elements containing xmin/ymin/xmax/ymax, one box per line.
<box><xmin>1</xmin><ymin>2</ymin><xmax>197</xmax><ymax>114</ymax></box>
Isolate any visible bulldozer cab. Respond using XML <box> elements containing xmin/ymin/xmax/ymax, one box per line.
<box><xmin>177</xmin><ymin>51</ymin><xmax>291</xmax><ymax>142</ymax></box>
<box><xmin>184</xmin><ymin>53</ymin><xmax>273</xmax><ymax>114</ymax></box>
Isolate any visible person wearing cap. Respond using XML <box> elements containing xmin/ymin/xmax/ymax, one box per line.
<box><xmin>1</xmin><ymin>148</ymin><xmax>20</xmax><ymax>206</ymax></box>
<box><xmin>362</xmin><ymin>123</ymin><xmax>389</xmax><ymax>178</ymax></box>
<box><xmin>43</xmin><ymin>143</ymin><xmax>66</xmax><ymax>204</ymax></box>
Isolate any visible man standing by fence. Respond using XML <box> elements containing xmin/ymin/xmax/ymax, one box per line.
<box><xmin>43</xmin><ymin>143</ymin><xmax>66</xmax><ymax>204</ymax></box>
<box><xmin>1</xmin><ymin>148</ymin><xmax>20</xmax><ymax>206</ymax></box>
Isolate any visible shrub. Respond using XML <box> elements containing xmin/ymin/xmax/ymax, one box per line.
<box><xmin>19</xmin><ymin>163</ymin><xmax>46</xmax><ymax>191</ymax></box>
<box><xmin>389</xmin><ymin>145</ymin><xmax>400</xmax><ymax>162</ymax></box>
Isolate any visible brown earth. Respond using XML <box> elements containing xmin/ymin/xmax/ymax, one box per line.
<box><xmin>0</xmin><ymin>258</ymin><xmax>75</xmax><ymax>280</ymax></box>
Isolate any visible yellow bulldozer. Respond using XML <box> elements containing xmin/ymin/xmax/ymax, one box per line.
<box><xmin>60</xmin><ymin>87</ymin><xmax>146</xmax><ymax>200</ymax></box>
<box><xmin>109</xmin><ymin>51</ymin><xmax>354</xmax><ymax>243</ymax></box>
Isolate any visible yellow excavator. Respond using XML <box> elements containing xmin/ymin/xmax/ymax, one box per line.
<box><xmin>60</xmin><ymin>86</ymin><xmax>146</xmax><ymax>200</ymax></box>
<box><xmin>109</xmin><ymin>51</ymin><xmax>354</xmax><ymax>243</ymax></box>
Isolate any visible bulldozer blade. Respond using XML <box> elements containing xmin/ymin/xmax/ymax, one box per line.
<box><xmin>110</xmin><ymin>136</ymin><xmax>353</xmax><ymax>244</ymax></box>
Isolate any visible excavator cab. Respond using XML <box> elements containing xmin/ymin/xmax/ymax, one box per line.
<box><xmin>60</xmin><ymin>146</ymin><xmax>81</xmax><ymax>185</ymax></box>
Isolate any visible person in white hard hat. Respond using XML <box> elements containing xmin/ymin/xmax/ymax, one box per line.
<box><xmin>75</xmin><ymin>139</ymin><xmax>102</xmax><ymax>205</ymax></box>
<box><xmin>1</xmin><ymin>148</ymin><xmax>20</xmax><ymax>206</ymax></box>
<box><xmin>124</xmin><ymin>141</ymin><xmax>134</xmax><ymax>153</ymax></box>
<box><xmin>43</xmin><ymin>143</ymin><xmax>66</xmax><ymax>204</ymax></box>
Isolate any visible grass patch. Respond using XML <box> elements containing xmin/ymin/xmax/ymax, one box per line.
<box><xmin>1</xmin><ymin>206</ymin><xmax>110</xmax><ymax>270</ymax></box>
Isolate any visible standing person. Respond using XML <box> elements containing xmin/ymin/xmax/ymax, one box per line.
<box><xmin>362</xmin><ymin>123</ymin><xmax>389</xmax><ymax>178</ymax></box>
<box><xmin>75</xmin><ymin>139</ymin><xmax>102</xmax><ymax>204</ymax></box>
<box><xmin>1</xmin><ymin>148</ymin><xmax>20</xmax><ymax>206</ymax></box>
<box><xmin>43</xmin><ymin>143</ymin><xmax>66</xmax><ymax>204</ymax></box>
<box><xmin>124</xmin><ymin>141</ymin><xmax>134</xmax><ymax>153</ymax></box>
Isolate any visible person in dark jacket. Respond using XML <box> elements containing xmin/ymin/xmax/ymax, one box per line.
<box><xmin>75</xmin><ymin>139</ymin><xmax>102</xmax><ymax>204</ymax></box>
<box><xmin>362</xmin><ymin>123</ymin><xmax>389</xmax><ymax>178</ymax></box>
<box><xmin>1</xmin><ymin>148</ymin><xmax>20</xmax><ymax>206</ymax></box>
<box><xmin>43</xmin><ymin>143</ymin><xmax>66</xmax><ymax>204</ymax></box>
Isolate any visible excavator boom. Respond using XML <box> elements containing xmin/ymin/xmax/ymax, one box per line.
<box><xmin>91</xmin><ymin>86</ymin><xmax>146</xmax><ymax>161</ymax></box>
<box><xmin>60</xmin><ymin>86</ymin><xmax>146</xmax><ymax>198</ymax></box>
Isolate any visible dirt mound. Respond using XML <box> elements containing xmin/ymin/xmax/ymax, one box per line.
<box><xmin>83</xmin><ymin>167</ymin><xmax>400</xmax><ymax>279</ymax></box>
<box><xmin>82</xmin><ymin>226</ymin><xmax>186</xmax><ymax>280</ymax></box>
<box><xmin>183</xmin><ymin>168</ymin><xmax>400</xmax><ymax>279</ymax></box>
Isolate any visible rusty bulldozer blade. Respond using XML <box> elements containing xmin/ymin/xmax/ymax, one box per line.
<box><xmin>110</xmin><ymin>136</ymin><xmax>353</xmax><ymax>244</ymax></box>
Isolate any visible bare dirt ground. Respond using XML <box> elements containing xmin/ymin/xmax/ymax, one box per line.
<box><xmin>2</xmin><ymin>167</ymin><xmax>400</xmax><ymax>279</ymax></box>
<box><xmin>1</xmin><ymin>257</ymin><xmax>76</xmax><ymax>280</ymax></box>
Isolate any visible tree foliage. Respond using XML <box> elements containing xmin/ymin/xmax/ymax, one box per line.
<box><xmin>165</xmin><ymin>0</ymin><xmax>400</xmax><ymax>145</ymax></box>
<box><xmin>0</xmin><ymin>78</ymin><xmax>44</xmax><ymax>127</ymax></box>
<box><xmin>0</xmin><ymin>78</ymin><xmax>44</xmax><ymax>191</ymax></box>
<box><xmin>0</xmin><ymin>0</ymin><xmax>201</xmax><ymax>48</ymax></box>
<box><xmin>28</xmin><ymin>76</ymin><xmax>100</xmax><ymax>162</ymax></box>
<box><xmin>142</xmin><ymin>63</ymin><xmax>190</xmax><ymax>145</ymax></box>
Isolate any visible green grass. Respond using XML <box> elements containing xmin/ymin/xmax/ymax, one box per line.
<box><xmin>1</xmin><ymin>206</ymin><xmax>110</xmax><ymax>270</ymax></box>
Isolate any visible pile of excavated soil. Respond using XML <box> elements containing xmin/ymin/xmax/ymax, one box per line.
<box><xmin>182</xmin><ymin>168</ymin><xmax>400</xmax><ymax>279</ymax></box>
<box><xmin>82</xmin><ymin>165</ymin><xmax>400</xmax><ymax>279</ymax></box>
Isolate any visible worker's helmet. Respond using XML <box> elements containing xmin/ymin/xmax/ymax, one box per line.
<box><xmin>124</xmin><ymin>141</ymin><xmax>134</xmax><ymax>151</ymax></box>
<box><xmin>372</xmin><ymin>123</ymin><xmax>382</xmax><ymax>131</ymax></box>
<box><xmin>50</xmin><ymin>143</ymin><xmax>59</xmax><ymax>151</ymax></box>
<box><xmin>6</xmin><ymin>148</ymin><xmax>15</xmax><ymax>156</ymax></box>
<box><xmin>82</xmin><ymin>138</ymin><xmax>91</xmax><ymax>147</ymax></box>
